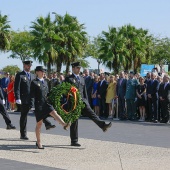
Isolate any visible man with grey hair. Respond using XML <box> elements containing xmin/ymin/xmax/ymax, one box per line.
<box><xmin>158</xmin><ymin>74</ymin><xmax>170</xmax><ymax>123</ymax></box>
<box><xmin>146</xmin><ymin>72</ymin><xmax>159</xmax><ymax>123</ymax></box>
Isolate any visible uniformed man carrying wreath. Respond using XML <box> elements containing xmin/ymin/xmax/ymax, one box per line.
<box><xmin>65</xmin><ymin>62</ymin><xmax>112</xmax><ymax>147</ymax></box>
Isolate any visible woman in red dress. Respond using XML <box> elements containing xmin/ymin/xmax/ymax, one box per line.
<box><xmin>7</xmin><ymin>75</ymin><xmax>16</xmax><ymax>111</ymax></box>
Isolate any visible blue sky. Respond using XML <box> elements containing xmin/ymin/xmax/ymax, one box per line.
<box><xmin>1</xmin><ymin>0</ymin><xmax>170</xmax><ymax>72</ymax></box>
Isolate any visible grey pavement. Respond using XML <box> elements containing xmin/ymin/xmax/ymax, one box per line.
<box><xmin>0</xmin><ymin>158</ymin><xmax>63</xmax><ymax>170</ymax></box>
<box><xmin>0</xmin><ymin>112</ymin><xmax>169</xmax><ymax>170</ymax></box>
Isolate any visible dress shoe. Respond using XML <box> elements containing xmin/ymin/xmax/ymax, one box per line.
<box><xmin>71</xmin><ymin>142</ymin><xmax>81</xmax><ymax>147</ymax></box>
<box><xmin>20</xmin><ymin>136</ymin><xmax>29</xmax><ymax>140</ymax></box>
<box><xmin>46</xmin><ymin>124</ymin><xmax>56</xmax><ymax>130</ymax></box>
<box><xmin>153</xmin><ymin>120</ymin><xmax>158</xmax><ymax>123</ymax></box>
<box><xmin>36</xmin><ymin>142</ymin><xmax>44</xmax><ymax>149</ymax></box>
<box><xmin>102</xmin><ymin>122</ymin><xmax>112</xmax><ymax>132</ymax></box>
<box><xmin>6</xmin><ymin>124</ymin><xmax>16</xmax><ymax>130</ymax></box>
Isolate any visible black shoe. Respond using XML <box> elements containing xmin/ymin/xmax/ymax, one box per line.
<box><xmin>20</xmin><ymin>136</ymin><xmax>29</xmax><ymax>140</ymax></box>
<box><xmin>71</xmin><ymin>142</ymin><xmax>81</xmax><ymax>147</ymax></box>
<box><xmin>102</xmin><ymin>122</ymin><xmax>112</xmax><ymax>132</ymax></box>
<box><xmin>160</xmin><ymin>120</ymin><xmax>167</xmax><ymax>123</ymax></box>
<box><xmin>46</xmin><ymin>124</ymin><xmax>56</xmax><ymax>130</ymax></box>
<box><xmin>153</xmin><ymin>120</ymin><xmax>158</xmax><ymax>123</ymax></box>
<box><xmin>6</xmin><ymin>124</ymin><xmax>16</xmax><ymax>130</ymax></box>
<box><xmin>36</xmin><ymin>142</ymin><xmax>44</xmax><ymax>149</ymax></box>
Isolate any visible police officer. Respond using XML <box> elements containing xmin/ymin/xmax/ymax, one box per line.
<box><xmin>125</xmin><ymin>71</ymin><xmax>138</xmax><ymax>120</ymax></box>
<box><xmin>30</xmin><ymin>66</ymin><xmax>68</xmax><ymax>149</ymax></box>
<box><xmin>0</xmin><ymin>87</ymin><xmax>16</xmax><ymax>129</ymax></box>
<box><xmin>14</xmin><ymin>61</ymin><xmax>55</xmax><ymax>140</ymax></box>
<box><xmin>65</xmin><ymin>62</ymin><xmax>112</xmax><ymax>147</ymax></box>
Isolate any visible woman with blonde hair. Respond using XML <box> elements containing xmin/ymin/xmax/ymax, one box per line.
<box><xmin>106</xmin><ymin>75</ymin><xmax>117</xmax><ymax>118</ymax></box>
<box><xmin>7</xmin><ymin>75</ymin><xmax>16</xmax><ymax>111</ymax></box>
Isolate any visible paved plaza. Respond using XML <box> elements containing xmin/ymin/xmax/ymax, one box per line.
<box><xmin>0</xmin><ymin>112</ymin><xmax>170</xmax><ymax>170</ymax></box>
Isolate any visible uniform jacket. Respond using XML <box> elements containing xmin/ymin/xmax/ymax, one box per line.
<box><xmin>65</xmin><ymin>74</ymin><xmax>88</xmax><ymax>104</ymax></box>
<box><xmin>30</xmin><ymin>78</ymin><xmax>49</xmax><ymax>111</ymax></box>
<box><xmin>0</xmin><ymin>88</ymin><xmax>4</xmax><ymax>104</ymax></box>
<box><xmin>125</xmin><ymin>78</ymin><xmax>138</xmax><ymax>100</ymax></box>
<box><xmin>14</xmin><ymin>71</ymin><xmax>35</xmax><ymax>105</ymax></box>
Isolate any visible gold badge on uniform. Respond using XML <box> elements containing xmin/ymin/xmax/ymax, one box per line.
<box><xmin>24</xmin><ymin>77</ymin><xmax>27</xmax><ymax>80</ymax></box>
<box><xmin>38</xmin><ymin>83</ymin><xmax>40</xmax><ymax>86</ymax></box>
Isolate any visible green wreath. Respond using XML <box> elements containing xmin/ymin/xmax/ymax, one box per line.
<box><xmin>48</xmin><ymin>82</ymin><xmax>85</xmax><ymax>123</ymax></box>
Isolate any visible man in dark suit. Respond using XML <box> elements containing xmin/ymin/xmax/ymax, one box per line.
<box><xmin>84</xmin><ymin>69</ymin><xmax>94</xmax><ymax>108</ymax></box>
<box><xmin>14</xmin><ymin>61</ymin><xmax>55</xmax><ymax>140</ymax></box>
<box><xmin>97</xmin><ymin>73</ymin><xmax>108</xmax><ymax>118</ymax></box>
<box><xmin>49</xmin><ymin>72</ymin><xmax>60</xmax><ymax>91</ymax></box>
<box><xmin>65</xmin><ymin>62</ymin><xmax>112</xmax><ymax>147</ymax></box>
<box><xmin>158</xmin><ymin>74</ymin><xmax>170</xmax><ymax>123</ymax></box>
<box><xmin>1</xmin><ymin>72</ymin><xmax>10</xmax><ymax>110</ymax></box>
<box><xmin>146</xmin><ymin>72</ymin><xmax>159</xmax><ymax>123</ymax></box>
<box><xmin>116</xmin><ymin>71</ymin><xmax>127</xmax><ymax>120</ymax></box>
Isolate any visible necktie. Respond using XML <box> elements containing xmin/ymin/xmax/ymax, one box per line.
<box><xmin>120</xmin><ymin>79</ymin><xmax>123</xmax><ymax>85</ymax></box>
<box><xmin>77</xmin><ymin>76</ymin><xmax>80</xmax><ymax>81</ymax></box>
<box><xmin>164</xmin><ymin>83</ymin><xmax>167</xmax><ymax>89</ymax></box>
<box><xmin>27</xmin><ymin>73</ymin><xmax>30</xmax><ymax>80</ymax></box>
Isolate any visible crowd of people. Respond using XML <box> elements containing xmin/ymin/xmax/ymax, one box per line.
<box><xmin>0</xmin><ymin>61</ymin><xmax>170</xmax><ymax>148</ymax></box>
<box><xmin>82</xmin><ymin>70</ymin><xmax>170</xmax><ymax>124</ymax></box>
<box><xmin>1</xmin><ymin>65</ymin><xmax>170</xmax><ymax>126</ymax></box>
<box><xmin>0</xmin><ymin>61</ymin><xmax>112</xmax><ymax>148</ymax></box>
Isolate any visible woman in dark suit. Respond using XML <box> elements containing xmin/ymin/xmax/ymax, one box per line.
<box><xmin>30</xmin><ymin>66</ymin><xmax>69</xmax><ymax>149</ymax></box>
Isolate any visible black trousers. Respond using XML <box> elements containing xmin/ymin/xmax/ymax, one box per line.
<box><xmin>70</xmin><ymin>102</ymin><xmax>105</xmax><ymax>143</ymax></box>
<box><xmin>0</xmin><ymin>102</ymin><xmax>11</xmax><ymax>125</ymax></box>
<box><xmin>118</xmin><ymin>96</ymin><xmax>126</xmax><ymax>118</ymax></box>
<box><xmin>99</xmin><ymin>97</ymin><xmax>108</xmax><ymax>117</ymax></box>
<box><xmin>160</xmin><ymin>100</ymin><xmax>170</xmax><ymax>122</ymax></box>
<box><xmin>148</xmin><ymin>98</ymin><xmax>158</xmax><ymax>120</ymax></box>
<box><xmin>20</xmin><ymin>104</ymin><xmax>53</xmax><ymax>137</ymax></box>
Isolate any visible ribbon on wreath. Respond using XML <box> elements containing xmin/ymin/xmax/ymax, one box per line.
<box><xmin>61</xmin><ymin>86</ymin><xmax>78</xmax><ymax>114</ymax></box>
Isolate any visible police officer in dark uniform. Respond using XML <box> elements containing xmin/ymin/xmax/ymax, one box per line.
<box><xmin>14</xmin><ymin>61</ymin><xmax>55</xmax><ymax>140</ymax></box>
<box><xmin>65</xmin><ymin>62</ymin><xmax>112</xmax><ymax>147</ymax></box>
<box><xmin>30</xmin><ymin>66</ymin><xmax>68</xmax><ymax>149</ymax></box>
<box><xmin>0</xmin><ymin>87</ymin><xmax>16</xmax><ymax>129</ymax></box>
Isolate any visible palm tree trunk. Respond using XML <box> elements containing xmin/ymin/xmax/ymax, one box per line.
<box><xmin>66</xmin><ymin>61</ymin><xmax>70</xmax><ymax>74</ymax></box>
<box><xmin>47</xmin><ymin>62</ymin><xmax>51</xmax><ymax>75</ymax></box>
<box><xmin>56</xmin><ymin>62</ymin><xmax>62</xmax><ymax>73</ymax></box>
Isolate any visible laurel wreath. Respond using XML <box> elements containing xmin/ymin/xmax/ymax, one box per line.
<box><xmin>48</xmin><ymin>82</ymin><xmax>85</xmax><ymax>123</ymax></box>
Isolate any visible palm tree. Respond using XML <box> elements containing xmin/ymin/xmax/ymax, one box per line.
<box><xmin>0</xmin><ymin>13</ymin><xmax>11</xmax><ymax>52</ymax></box>
<box><xmin>30</xmin><ymin>13</ymin><xmax>62</xmax><ymax>74</ymax></box>
<box><xmin>54</xmin><ymin>13</ymin><xmax>88</xmax><ymax>73</ymax></box>
<box><xmin>98</xmin><ymin>27</ymin><xmax>126</xmax><ymax>74</ymax></box>
<box><xmin>119</xmin><ymin>24</ymin><xmax>153</xmax><ymax>72</ymax></box>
